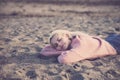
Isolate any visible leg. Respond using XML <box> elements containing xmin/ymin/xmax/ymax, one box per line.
<box><xmin>106</xmin><ymin>34</ymin><xmax>120</xmax><ymax>54</ymax></box>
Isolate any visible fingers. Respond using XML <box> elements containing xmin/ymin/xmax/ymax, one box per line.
<box><xmin>72</xmin><ymin>36</ymin><xmax>80</xmax><ymax>43</ymax></box>
<box><xmin>76</xmin><ymin>35</ymin><xmax>81</xmax><ymax>39</ymax></box>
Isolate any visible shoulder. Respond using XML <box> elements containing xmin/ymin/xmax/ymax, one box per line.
<box><xmin>71</xmin><ymin>31</ymin><xmax>91</xmax><ymax>37</ymax></box>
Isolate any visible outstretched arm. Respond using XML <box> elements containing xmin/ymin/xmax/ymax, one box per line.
<box><xmin>40</xmin><ymin>45</ymin><xmax>64</xmax><ymax>56</ymax></box>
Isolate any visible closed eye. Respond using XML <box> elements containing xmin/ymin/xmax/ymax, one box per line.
<box><xmin>57</xmin><ymin>38</ymin><xmax>62</xmax><ymax>42</ymax></box>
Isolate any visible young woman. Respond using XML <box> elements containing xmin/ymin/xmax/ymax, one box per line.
<box><xmin>40</xmin><ymin>30</ymin><xmax>120</xmax><ymax>64</ymax></box>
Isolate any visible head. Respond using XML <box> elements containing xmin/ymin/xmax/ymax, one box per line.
<box><xmin>49</xmin><ymin>30</ymin><xmax>72</xmax><ymax>51</ymax></box>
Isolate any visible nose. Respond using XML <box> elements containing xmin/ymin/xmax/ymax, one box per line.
<box><xmin>57</xmin><ymin>42</ymin><xmax>61</xmax><ymax>47</ymax></box>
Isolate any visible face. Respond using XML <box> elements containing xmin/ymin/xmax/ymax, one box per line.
<box><xmin>50</xmin><ymin>33</ymin><xmax>71</xmax><ymax>51</ymax></box>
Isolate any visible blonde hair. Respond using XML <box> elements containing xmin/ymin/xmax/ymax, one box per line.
<box><xmin>49</xmin><ymin>30</ymin><xmax>72</xmax><ymax>43</ymax></box>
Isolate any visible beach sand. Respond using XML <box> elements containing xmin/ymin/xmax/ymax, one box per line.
<box><xmin>0</xmin><ymin>0</ymin><xmax>120</xmax><ymax>80</ymax></box>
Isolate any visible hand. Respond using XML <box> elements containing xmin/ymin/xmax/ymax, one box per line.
<box><xmin>71</xmin><ymin>36</ymin><xmax>81</xmax><ymax>48</ymax></box>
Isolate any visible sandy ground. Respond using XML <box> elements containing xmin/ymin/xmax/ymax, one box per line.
<box><xmin>0</xmin><ymin>0</ymin><xmax>120</xmax><ymax>80</ymax></box>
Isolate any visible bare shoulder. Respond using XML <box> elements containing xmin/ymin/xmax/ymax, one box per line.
<box><xmin>71</xmin><ymin>31</ymin><xmax>90</xmax><ymax>37</ymax></box>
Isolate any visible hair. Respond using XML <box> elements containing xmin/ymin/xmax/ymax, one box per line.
<box><xmin>49</xmin><ymin>30</ymin><xmax>72</xmax><ymax>44</ymax></box>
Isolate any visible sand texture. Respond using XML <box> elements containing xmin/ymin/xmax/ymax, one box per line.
<box><xmin>0</xmin><ymin>0</ymin><xmax>120</xmax><ymax>80</ymax></box>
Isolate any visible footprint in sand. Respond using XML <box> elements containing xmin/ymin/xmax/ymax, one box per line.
<box><xmin>26</xmin><ymin>70</ymin><xmax>37</xmax><ymax>79</ymax></box>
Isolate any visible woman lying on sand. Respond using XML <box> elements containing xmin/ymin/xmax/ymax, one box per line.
<box><xmin>40</xmin><ymin>30</ymin><xmax>120</xmax><ymax>64</ymax></box>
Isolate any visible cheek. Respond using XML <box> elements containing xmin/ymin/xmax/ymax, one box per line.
<box><xmin>63</xmin><ymin>38</ymin><xmax>68</xmax><ymax>42</ymax></box>
<box><xmin>63</xmin><ymin>41</ymin><xmax>69</xmax><ymax>47</ymax></box>
<box><xmin>64</xmin><ymin>38</ymin><xmax>70</xmax><ymax>43</ymax></box>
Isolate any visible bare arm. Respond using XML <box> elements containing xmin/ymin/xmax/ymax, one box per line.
<box><xmin>40</xmin><ymin>45</ymin><xmax>64</xmax><ymax>56</ymax></box>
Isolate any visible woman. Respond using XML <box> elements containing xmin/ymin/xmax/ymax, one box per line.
<box><xmin>40</xmin><ymin>30</ymin><xmax>120</xmax><ymax>64</ymax></box>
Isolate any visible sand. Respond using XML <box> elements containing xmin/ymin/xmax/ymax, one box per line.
<box><xmin>0</xmin><ymin>0</ymin><xmax>120</xmax><ymax>80</ymax></box>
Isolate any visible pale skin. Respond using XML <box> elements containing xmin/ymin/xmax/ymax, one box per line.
<box><xmin>50</xmin><ymin>33</ymin><xmax>72</xmax><ymax>51</ymax></box>
<box><xmin>40</xmin><ymin>30</ymin><xmax>117</xmax><ymax>64</ymax></box>
<box><xmin>49</xmin><ymin>30</ymin><xmax>89</xmax><ymax>51</ymax></box>
<box><xmin>40</xmin><ymin>30</ymin><xmax>72</xmax><ymax>56</ymax></box>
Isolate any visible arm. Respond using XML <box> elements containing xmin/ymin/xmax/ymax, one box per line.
<box><xmin>40</xmin><ymin>45</ymin><xmax>64</xmax><ymax>56</ymax></box>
